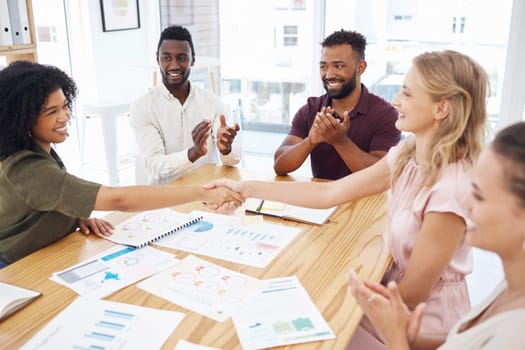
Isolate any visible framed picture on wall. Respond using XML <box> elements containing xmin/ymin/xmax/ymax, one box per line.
<box><xmin>100</xmin><ymin>0</ymin><xmax>141</xmax><ymax>32</ymax></box>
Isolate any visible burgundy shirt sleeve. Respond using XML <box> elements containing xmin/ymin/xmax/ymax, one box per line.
<box><xmin>368</xmin><ymin>102</ymin><xmax>401</xmax><ymax>152</ymax></box>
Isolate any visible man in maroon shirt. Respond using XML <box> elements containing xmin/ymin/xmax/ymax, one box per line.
<box><xmin>273</xmin><ymin>30</ymin><xmax>400</xmax><ymax>180</ymax></box>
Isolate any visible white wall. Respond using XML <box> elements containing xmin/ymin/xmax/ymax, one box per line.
<box><xmin>67</xmin><ymin>1</ymin><xmax>161</xmax><ymax>107</ymax></box>
<box><xmin>63</xmin><ymin>0</ymin><xmax>161</xmax><ymax>174</ymax></box>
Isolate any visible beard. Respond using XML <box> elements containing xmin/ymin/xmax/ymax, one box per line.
<box><xmin>162</xmin><ymin>68</ymin><xmax>191</xmax><ymax>90</ymax></box>
<box><xmin>323</xmin><ymin>68</ymin><xmax>358</xmax><ymax>100</ymax></box>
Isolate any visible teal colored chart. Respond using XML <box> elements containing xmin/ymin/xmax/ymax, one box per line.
<box><xmin>189</xmin><ymin>221</ymin><xmax>214</xmax><ymax>232</ymax></box>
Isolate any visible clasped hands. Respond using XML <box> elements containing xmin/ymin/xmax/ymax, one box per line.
<box><xmin>202</xmin><ymin>178</ymin><xmax>244</xmax><ymax>214</ymax></box>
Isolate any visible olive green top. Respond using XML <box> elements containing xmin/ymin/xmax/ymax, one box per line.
<box><xmin>0</xmin><ymin>144</ymin><xmax>101</xmax><ymax>264</ymax></box>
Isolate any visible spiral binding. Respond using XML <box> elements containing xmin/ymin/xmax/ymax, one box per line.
<box><xmin>140</xmin><ymin>215</ymin><xmax>204</xmax><ymax>248</ymax></box>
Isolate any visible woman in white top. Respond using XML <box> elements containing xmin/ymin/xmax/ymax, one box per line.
<box><xmin>347</xmin><ymin>121</ymin><xmax>525</xmax><ymax>349</ymax></box>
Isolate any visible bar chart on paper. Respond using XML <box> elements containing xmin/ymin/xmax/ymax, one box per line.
<box><xmin>233</xmin><ymin>276</ymin><xmax>335</xmax><ymax>349</ymax></box>
<box><xmin>20</xmin><ymin>298</ymin><xmax>184</xmax><ymax>350</ymax></box>
<box><xmin>155</xmin><ymin>210</ymin><xmax>302</xmax><ymax>267</ymax></box>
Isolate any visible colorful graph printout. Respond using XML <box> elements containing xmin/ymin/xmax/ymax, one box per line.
<box><xmin>50</xmin><ymin>245</ymin><xmax>178</xmax><ymax>298</ymax></box>
<box><xmin>155</xmin><ymin>211</ymin><xmax>301</xmax><ymax>268</ymax></box>
<box><xmin>20</xmin><ymin>297</ymin><xmax>184</xmax><ymax>350</ymax></box>
<box><xmin>137</xmin><ymin>255</ymin><xmax>265</xmax><ymax>322</ymax></box>
<box><xmin>104</xmin><ymin>208</ymin><xmax>202</xmax><ymax>248</ymax></box>
<box><xmin>233</xmin><ymin>276</ymin><xmax>335</xmax><ymax>349</ymax></box>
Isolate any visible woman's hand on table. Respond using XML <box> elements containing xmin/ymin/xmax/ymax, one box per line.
<box><xmin>77</xmin><ymin>218</ymin><xmax>114</xmax><ymax>237</ymax></box>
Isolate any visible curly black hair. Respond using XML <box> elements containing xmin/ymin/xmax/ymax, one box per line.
<box><xmin>0</xmin><ymin>60</ymin><xmax>77</xmax><ymax>160</ymax></box>
<box><xmin>156</xmin><ymin>25</ymin><xmax>195</xmax><ymax>58</ymax></box>
<box><xmin>321</xmin><ymin>29</ymin><xmax>367</xmax><ymax>61</ymax></box>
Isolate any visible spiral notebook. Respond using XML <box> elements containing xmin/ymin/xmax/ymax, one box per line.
<box><xmin>104</xmin><ymin>208</ymin><xmax>203</xmax><ymax>248</ymax></box>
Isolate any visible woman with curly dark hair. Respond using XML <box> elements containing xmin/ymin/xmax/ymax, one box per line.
<box><xmin>0</xmin><ymin>61</ymin><xmax>242</xmax><ymax>266</ymax></box>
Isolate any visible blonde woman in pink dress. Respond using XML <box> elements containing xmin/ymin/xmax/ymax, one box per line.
<box><xmin>347</xmin><ymin>121</ymin><xmax>525</xmax><ymax>349</ymax></box>
<box><xmin>207</xmin><ymin>50</ymin><xmax>488</xmax><ymax>345</ymax></box>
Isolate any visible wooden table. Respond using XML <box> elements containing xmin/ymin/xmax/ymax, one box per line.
<box><xmin>0</xmin><ymin>164</ymin><xmax>391</xmax><ymax>349</ymax></box>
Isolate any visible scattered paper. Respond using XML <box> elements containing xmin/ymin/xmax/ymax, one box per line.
<box><xmin>155</xmin><ymin>210</ymin><xmax>301</xmax><ymax>268</ymax></box>
<box><xmin>137</xmin><ymin>255</ymin><xmax>265</xmax><ymax>322</ymax></box>
<box><xmin>233</xmin><ymin>276</ymin><xmax>335</xmax><ymax>349</ymax></box>
<box><xmin>50</xmin><ymin>245</ymin><xmax>178</xmax><ymax>298</ymax></box>
<box><xmin>20</xmin><ymin>297</ymin><xmax>185</xmax><ymax>350</ymax></box>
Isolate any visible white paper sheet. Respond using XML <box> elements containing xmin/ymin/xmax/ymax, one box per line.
<box><xmin>20</xmin><ymin>297</ymin><xmax>185</xmax><ymax>350</ymax></box>
<box><xmin>175</xmin><ymin>340</ymin><xmax>220</xmax><ymax>350</ymax></box>
<box><xmin>137</xmin><ymin>255</ymin><xmax>265</xmax><ymax>322</ymax></box>
<box><xmin>233</xmin><ymin>276</ymin><xmax>335</xmax><ymax>349</ymax></box>
<box><xmin>155</xmin><ymin>211</ymin><xmax>301</xmax><ymax>268</ymax></box>
<box><xmin>50</xmin><ymin>245</ymin><xmax>178</xmax><ymax>298</ymax></box>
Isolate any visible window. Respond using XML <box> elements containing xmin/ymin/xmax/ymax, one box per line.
<box><xmin>394</xmin><ymin>14</ymin><xmax>412</xmax><ymax>21</ymax></box>
<box><xmin>283</xmin><ymin>25</ymin><xmax>298</xmax><ymax>46</ymax></box>
<box><xmin>157</xmin><ymin>0</ymin><xmax>515</xmax><ymax>135</ymax></box>
<box><xmin>332</xmin><ymin>0</ymin><xmax>512</xmax><ymax>131</ymax></box>
<box><xmin>273</xmin><ymin>0</ymin><xmax>306</xmax><ymax>11</ymax></box>
<box><xmin>452</xmin><ymin>16</ymin><xmax>466</xmax><ymax>33</ymax></box>
<box><xmin>460</xmin><ymin>16</ymin><xmax>466</xmax><ymax>33</ymax></box>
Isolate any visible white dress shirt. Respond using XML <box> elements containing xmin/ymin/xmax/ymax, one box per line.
<box><xmin>130</xmin><ymin>82</ymin><xmax>241</xmax><ymax>185</ymax></box>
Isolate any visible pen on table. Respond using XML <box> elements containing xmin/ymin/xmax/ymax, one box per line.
<box><xmin>256</xmin><ymin>199</ymin><xmax>265</xmax><ymax>213</ymax></box>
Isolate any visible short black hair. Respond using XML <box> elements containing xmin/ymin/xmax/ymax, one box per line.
<box><xmin>492</xmin><ymin>121</ymin><xmax>525</xmax><ymax>207</ymax></box>
<box><xmin>0</xmin><ymin>61</ymin><xmax>77</xmax><ymax>160</ymax></box>
<box><xmin>321</xmin><ymin>29</ymin><xmax>367</xmax><ymax>61</ymax></box>
<box><xmin>156</xmin><ymin>25</ymin><xmax>195</xmax><ymax>58</ymax></box>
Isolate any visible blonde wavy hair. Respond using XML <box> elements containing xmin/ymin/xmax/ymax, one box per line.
<box><xmin>391</xmin><ymin>50</ymin><xmax>489</xmax><ymax>190</ymax></box>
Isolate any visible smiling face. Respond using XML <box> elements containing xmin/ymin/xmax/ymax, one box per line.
<box><xmin>30</xmin><ymin>88</ymin><xmax>71</xmax><ymax>153</ymax></box>
<box><xmin>320</xmin><ymin>44</ymin><xmax>363</xmax><ymax>100</ymax></box>
<box><xmin>391</xmin><ymin>66</ymin><xmax>442</xmax><ymax>137</ymax></box>
<box><xmin>463</xmin><ymin>147</ymin><xmax>525</xmax><ymax>258</ymax></box>
<box><xmin>157</xmin><ymin>39</ymin><xmax>194</xmax><ymax>92</ymax></box>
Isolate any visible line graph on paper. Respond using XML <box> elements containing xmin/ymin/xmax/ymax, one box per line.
<box><xmin>137</xmin><ymin>255</ymin><xmax>265</xmax><ymax>321</ymax></box>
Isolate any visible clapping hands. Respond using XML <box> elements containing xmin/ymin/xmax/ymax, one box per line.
<box><xmin>308</xmin><ymin>106</ymin><xmax>350</xmax><ymax>145</ymax></box>
<box><xmin>217</xmin><ymin>114</ymin><xmax>240</xmax><ymax>155</ymax></box>
<box><xmin>189</xmin><ymin>120</ymin><xmax>213</xmax><ymax>162</ymax></box>
<box><xmin>346</xmin><ymin>269</ymin><xmax>426</xmax><ymax>348</ymax></box>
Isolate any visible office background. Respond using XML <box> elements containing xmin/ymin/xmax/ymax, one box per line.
<box><xmin>1</xmin><ymin>0</ymin><xmax>520</xmax><ymax>305</ymax></box>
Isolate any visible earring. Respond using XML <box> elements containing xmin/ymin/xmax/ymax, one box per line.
<box><xmin>27</xmin><ymin>130</ymin><xmax>32</xmax><ymax>138</ymax></box>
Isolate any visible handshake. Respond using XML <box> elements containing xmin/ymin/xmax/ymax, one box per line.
<box><xmin>200</xmin><ymin>178</ymin><xmax>245</xmax><ymax>213</ymax></box>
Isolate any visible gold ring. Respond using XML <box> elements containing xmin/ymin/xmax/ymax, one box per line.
<box><xmin>367</xmin><ymin>293</ymin><xmax>377</xmax><ymax>303</ymax></box>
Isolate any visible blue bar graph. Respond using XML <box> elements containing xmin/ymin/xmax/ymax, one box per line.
<box><xmin>100</xmin><ymin>247</ymin><xmax>135</xmax><ymax>261</ymax></box>
<box><xmin>96</xmin><ymin>320</ymin><xmax>126</xmax><ymax>330</ymax></box>
<box><xmin>103</xmin><ymin>309</ymin><xmax>134</xmax><ymax>319</ymax></box>
<box><xmin>73</xmin><ymin>345</ymin><xmax>105</xmax><ymax>350</ymax></box>
<box><xmin>84</xmin><ymin>332</ymin><xmax>116</xmax><ymax>341</ymax></box>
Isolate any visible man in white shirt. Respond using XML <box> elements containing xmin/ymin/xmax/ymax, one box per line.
<box><xmin>130</xmin><ymin>25</ymin><xmax>241</xmax><ymax>185</ymax></box>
